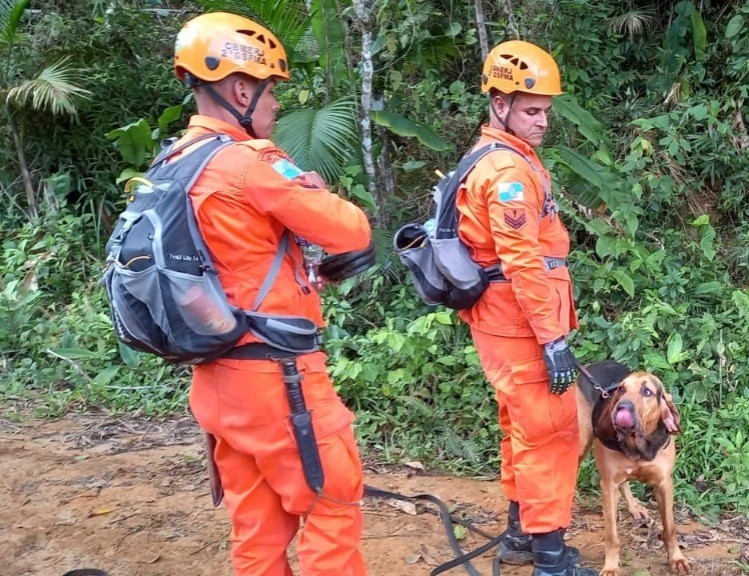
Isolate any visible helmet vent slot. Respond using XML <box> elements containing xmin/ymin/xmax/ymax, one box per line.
<box><xmin>500</xmin><ymin>55</ymin><xmax>529</xmax><ymax>70</ymax></box>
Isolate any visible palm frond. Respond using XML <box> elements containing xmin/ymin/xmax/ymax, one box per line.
<box><xmin>607</xmin><ymin>9</ymin><xmax>656</xmax><ymax>39</ymax></box>
<box><xmin>0</xmin><ymin>0</ymin><xmax>29</xmax><ymax>45</ymax></box>
<box><xmin>274</xmin><ymin>96</ymin><xmax>359</xmax><ymax>182</ymax></box>
<box><xmin>193</xmin><ymin>0</ymin><xmax>310</xmax><ymax>49</ymax></box>
<box><xmin>6</xmin><ymin>57</ymin><xmax>92</xmax><ymax>116</ymax></box>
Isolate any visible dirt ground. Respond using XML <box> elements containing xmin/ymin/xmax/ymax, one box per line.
<box><xmin>1</xmin><ymin>406</ymin><xmax>747</xmax><ymax>576</ymax></box>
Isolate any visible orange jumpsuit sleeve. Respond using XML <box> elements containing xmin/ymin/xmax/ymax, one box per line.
<box><xmin>242</xmin><ymin>146</ymin><xmax>371</xmax><ymax>254</ymax></box>
<box><xmin>481</xmin><ymin>158</ymin><xmax>564</xmax><ymax>345</ymax></box>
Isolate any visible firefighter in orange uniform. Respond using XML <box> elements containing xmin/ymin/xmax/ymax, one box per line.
<box><xmin>456</xmin><ymin>41</ymin><xmax>596</xmax><ymax>576</ymax></box>
<box><xmin>173</xmin><ymin>12</ymin><xmax>370</xmax><ymax>576</ymax></box>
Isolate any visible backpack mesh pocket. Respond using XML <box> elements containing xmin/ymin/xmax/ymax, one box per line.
<box><xmin>393</xmin><ymin>223</ymin><xmax>448</xmax><ymax>306</ymax></box>
<box><xmin>105</xmin><ymin>263</ymin><xmax>248</xmax><ymax>361</ymax></box>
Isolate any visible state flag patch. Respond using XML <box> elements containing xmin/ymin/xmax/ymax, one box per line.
<box><xmin>504</xmin><ymin>209</ymin><xmax>527</xmax><ymax>230</ymax></box>
<box><xmin>497</xmin><ymin>181</ymin><xmax>524</xmax><ymax>202</ymax></box>
<box><xmin>271</xmin><ymin>158</ymin><xmax>304</xmax><ymax>180</ymax></box>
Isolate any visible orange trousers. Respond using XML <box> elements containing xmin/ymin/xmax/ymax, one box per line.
<box><xmin>471</xmin><ymin>328</ymin><xmax>579</xmax><ymax>534</ymax></box>
<box><xmin>189</xmin><ymin>352</ymin><xmax>366</xmax><ymax>576</ymax></box>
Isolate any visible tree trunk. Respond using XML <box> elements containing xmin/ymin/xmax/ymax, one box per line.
<box><xmin>375</xmin><ymin>123</ymin><xmax>395</xmax><ymax>226</ymax></box>
<box><xmin>501</xmin><ymin>0</ymin><xmax>520</xmax><ymax>38</ymax></box>
<box><xmin>8</xmin><ymin>111</ymin><xmax>37</xmax><ymax>219</ymax></box>
<box><xmin>474</xmin><ymin>0</ymin><xmax>490</xmax><ymax>61</ymax></box>
<box><xmin>352</xmin><ymin>0</ymin><xmax>378</xmax><ymax>222</ymax></box>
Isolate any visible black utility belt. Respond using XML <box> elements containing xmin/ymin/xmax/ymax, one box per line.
<box><xmin>486</xmin><ymin>256</ymin><xmax>569</xmax><ymax>282</ymax></box>
<box><xmin>224</xmin><ymin>342</ymin><xmax>306</xmax><ymax>360</ymax></box>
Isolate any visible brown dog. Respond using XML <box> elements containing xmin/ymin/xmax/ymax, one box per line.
<box><xmin>576</xmin><ymin>360</ymin><xmax>691</xmax><ymax>576</ymax></box>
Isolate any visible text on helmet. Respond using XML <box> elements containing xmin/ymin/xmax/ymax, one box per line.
<box><xmin>221</xmin><ymin>41</ymin><xmax>266</xmax><ymax>64</ymax></box>
<box><xmin>488</xmin><ymin>65</ymin><xmax>514</xmax><ymax>81</ymax></box>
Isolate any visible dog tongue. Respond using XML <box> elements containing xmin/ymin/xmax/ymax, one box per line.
<box><xmin>615</xmin><ymin>409</ymin><xmax>634</xmax><ymax>428</ymax></box>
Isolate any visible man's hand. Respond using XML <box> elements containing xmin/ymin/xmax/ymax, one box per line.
<box><xmin>542</xmin><ymin>337</ymin><xmax>578</xmax><ymax>394</ymax></box>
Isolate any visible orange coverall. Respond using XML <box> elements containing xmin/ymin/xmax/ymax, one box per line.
<box><xmin>456</xmin><ymin>126</ymin><xmax>579</xmax><ymax>534</ymax></box>
<box><xmin>180</xmin><ymin>116</ymin><xmax>371</xmax><ymax>576</ymax></box>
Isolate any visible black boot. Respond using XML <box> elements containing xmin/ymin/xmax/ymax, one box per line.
<box><xmin>496</xmin><ymin>501</ymin><xmax>534</xmax><ymax>564</ymax></box>
<box><xmin>531</xmin><ymin>530</ymin><xmax>597</xmax><ymax>576</ymax></box>
<box><xmin>497</xmin><ymin>503</ymin><xmax>580</xmax><ymax>566</ymax></box>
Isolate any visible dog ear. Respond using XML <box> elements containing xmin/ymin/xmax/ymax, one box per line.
<box><xmin>660</xmin><ymin>392</ymin><xmax>681</xmax><ymax>434</ymax></box>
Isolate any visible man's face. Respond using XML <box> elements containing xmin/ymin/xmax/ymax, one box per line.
<box><xmin>250</xmin><ymin>79</ymin><xmax>279</xmax><ymax>139</ymax></box>
<box><xmin>495</xmin><ymin>92</ymin><xmax>553</xmax><ymax>147</ymax></box>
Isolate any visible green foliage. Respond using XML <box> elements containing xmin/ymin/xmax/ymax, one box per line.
<box><xmin>193</xmin><ymin>0</ymin><xmax>310</xmax><ymax>50</ymax></box>
<box><xmin>2</xmin><ymin>0</ymin><xmax>749</xmax><ymax>518</ymax></box>
<box><xmin>274</xmin><ymin>97</ymin><xmax>361</xmax><ymax>182</ymax></box>
<box><xmin>0</xmin><ymin>0</ymin><xmax>30</xmax><ymax>44</ymax></box>
<box><xmin>105</xmin><ymin>102</ymin><xmax>187</xmax><ymax>177</ymax></box>
<box><xmin>325</xmin><ymin>306</ymin><xmax>498</xmax><ymax>472</ymax></box>
<box><xmin>371</xmin><ymin>109</ymin><xmax>453</xmax><ymax>152</ymax></box>
<box><xmin>0</xmin><ymin>210</ymin><xmax>188</xmax><ymax>415</ymax></box>
<box><xmin>676</xmin><ymin>397</ymin><xmax>749</xmax><ymax>514</ymax></box>
<box><xmin>5</xmin><ymin>56</ymin><xmax>91</xmax><ymax>116</ymax></box>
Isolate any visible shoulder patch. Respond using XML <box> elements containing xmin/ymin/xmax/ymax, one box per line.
<box><xmin>259</xmin><ymin>149</ymin><xmax>290</xmax><ymax>164</ymax></box>
<box><xmin>503</xmin><ymin>208</ymin><xmax>527</xmax><ymax>230</ymax></box>
<box><xmin>497</xmin><ymin>181</ymin><xmax>524</xmax><ymax>203</ymax></box>
<box><xmin>263</xmin><ymin>153</ymin><xmax>304</xmax><ymax>180</ymax></box>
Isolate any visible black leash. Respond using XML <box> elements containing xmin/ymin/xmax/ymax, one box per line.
<box><xmin>363</xmin><ymin>485</ymin><xmax>505</xmax><ymax>576</ymax></box>
<box><xmin>574</xmin><ymin>359</ymin><xmax>618</xmax><ymax>399</ymax></box>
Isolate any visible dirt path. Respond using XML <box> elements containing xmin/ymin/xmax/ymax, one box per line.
<box><xmin>1</xmin><ymin>408</ymin><xmax>746</xmax><ymax>576</ymax></box>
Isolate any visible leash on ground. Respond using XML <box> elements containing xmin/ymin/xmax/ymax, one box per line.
<box><xmin>363</xmin><ymin>485</ymin><xmax>505</xmax><ymax>576</ymax></box>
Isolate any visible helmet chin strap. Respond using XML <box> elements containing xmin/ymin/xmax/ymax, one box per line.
<box><xmin>187</xmin><ymin>74</ymin><xmax>269</xmax><ymax>137</ymax></box>
<box><xmin>491</xmin><ymin>92</ymin><xmax>517</xmax><ymax>136</ymax></box>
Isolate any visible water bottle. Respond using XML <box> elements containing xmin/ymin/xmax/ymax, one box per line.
<box><xmin>179</xmin><ymin>285</ymin><xmax>237</xmax><ymax>334</ymax></box>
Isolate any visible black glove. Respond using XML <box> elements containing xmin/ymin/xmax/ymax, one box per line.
<box><xmin>318</xmin><ymin>244</ymin><xmax>376</xmax><ymax>282</ymax></box>
<box><xmin>542</xmin><ymin>337</ymin><xmax>578</xmax><ymax>394</ymax></box>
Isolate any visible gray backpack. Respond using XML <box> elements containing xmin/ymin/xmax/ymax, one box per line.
<box><xmin>394</xmin><ymin>143</ymin><xmax>521</xmax><ymax>310</ymax></box>
<box><xmin>102</xmin><ymin>134</ymin><xmax>319</xmax><ymax>364</ymax></box>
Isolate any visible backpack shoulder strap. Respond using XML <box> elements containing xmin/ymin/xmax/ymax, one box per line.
<box><xmin>249</xmin><ymin>231</ymin><xmax>290</xmax><ymax>312</ymax></box>
<box><xmin>474</xmin><ymin>142</ymin><xmax>550</xmax><ymax>196</ymax></box>
<box><xmin>149</xmin><ymin>133</ymin><xmax>291</xmax><ymax>317</ymax></box>
<box><xmin>434</xmin><ymin>143</ymin><xmax>517</xmax><ymax>238</ymax></box>
<box><xmin>151</xmin><ymin>133</ymin><xmax>232</xmax><ymax>170</ymax></box>
<box><xmin>166</xmin><ymin>135</ymin><xmax>291</xmax><ymax>316</ymax></box>
<box><xmin>151</xmin><ymin>137</ymin><xmax>179</xmax><ymax>166</ymax></box>
<box><xmin>456</xmin><ymin>142</ymin><xmax>525</xmax><ymax>184</ymax></box>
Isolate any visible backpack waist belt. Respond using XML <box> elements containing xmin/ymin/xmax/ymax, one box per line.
<box><xmin>223</xmin><ymin>342</ymin><xmax>303</xmax><ymax>360</ymax></box>
<box><xmin>486</xmin><ymin>256</ymin><xmax>568</xmax><ymax>282</ymax></box>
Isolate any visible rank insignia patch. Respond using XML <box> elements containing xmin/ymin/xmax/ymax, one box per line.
<box><xmin>504</xmin><ymin>209</ymin><xmax>527</xmax><ymax>230</ymax></box>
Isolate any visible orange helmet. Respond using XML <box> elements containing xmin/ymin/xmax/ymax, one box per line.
<box><xmin>174</xmin><ymin>12</ymin><xmax>289</xmax><ymax>84</ymax></box>
<box><xmin>481</xmin><ymin>40</ymin><xmax>562</xmax><ymax>96</ymax></box>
